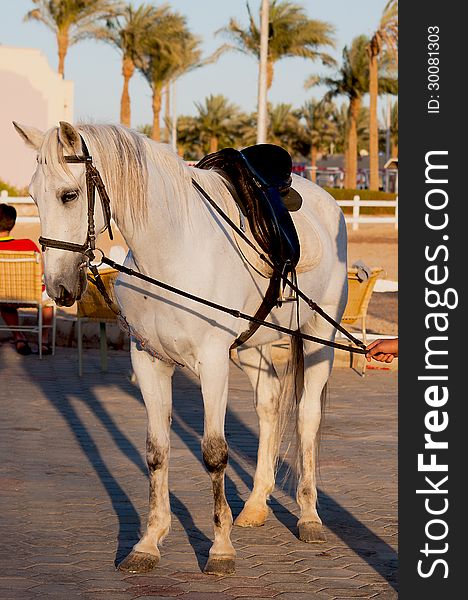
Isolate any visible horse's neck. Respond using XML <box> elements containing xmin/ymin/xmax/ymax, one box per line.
<box><xmin>110</xmin><ymin>153</ymin><xmax>204</xmax><ymax>271</ymax></box>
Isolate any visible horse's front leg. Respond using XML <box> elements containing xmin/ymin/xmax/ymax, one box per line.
<box><xmin>118</xmin><ymin>341</ymin><xmax>174</xmax><ymax>573</ymax></box>
<box><xmin>199</xmin><ymin>348</ymin><xmax>236</xmax><ymax>575</ymax></box>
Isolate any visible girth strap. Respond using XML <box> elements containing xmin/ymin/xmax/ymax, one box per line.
<box><xmin>230</xmin><ymin>273</ymin><xmax>282</xmax><ymax>349</ymax></box>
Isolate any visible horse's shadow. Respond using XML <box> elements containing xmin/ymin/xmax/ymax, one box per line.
<box><xmin>34</xmin><ymin>355</ymin><xmax>212</xmax><ymax>570</ymax></box>
<box><xmin>36</xmin><ymin>351</ymin><xmax>396</xmax><ymax>588</ymax></box>
<box><xmin>171</xmin><ymin>367</ymin><xmax>397</xmax><ymax>589</ymax></box>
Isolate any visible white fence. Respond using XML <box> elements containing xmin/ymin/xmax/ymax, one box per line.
<box><xmin>338</xmin><ymin>195</ymin><xmax>398</xmax><ymax>230</ymax></box>
<box><xmin>1</xmin><ymin>190</ymin><xmax>398</xmax><ymax>230</ymax></box>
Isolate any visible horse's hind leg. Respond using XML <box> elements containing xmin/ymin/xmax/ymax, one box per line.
<box><xmin>118</xmin><ymin>342</ymin><xmax>174</xmax><ymax>573</ymax></box>
<box><xmin>296</xmin><ymin>316</ymin><xmax>335</xmax><ymax>543</ymax></box>
<box><xmin>199</xmin><ymin>347</ymin><xmax>236</xmax><ymax>575</ymax></box>
<box><xmin>235</xmin><ymin>345</ymin><xmax>280</xmax><ymax>527</ymax></box>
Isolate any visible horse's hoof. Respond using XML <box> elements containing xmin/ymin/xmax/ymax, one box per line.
<box><xmin>298</xmin><ymin>521</ymin><xmax>326</xmax><ymax>543</ymax></box>
<box><xmin>204</xmin><ymin>556</ymin><xmax>236</xmax><ymax>576</ymax></box>
<box><xmin>117</xmin><ymin>550</ymin><xmax>160</xmax><ymax>573</ymax></box>
<box><xmin>234</xmin><ymin>504</ymin><xmax>269</xmax><ymax>527</ymax></box>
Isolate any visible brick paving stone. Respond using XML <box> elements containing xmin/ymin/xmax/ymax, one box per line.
<box><xmin>174</xmin><ymin>581</ymin><xmax>237</xmax><ymax>593</ymax></box>
<box><xmin>274</xmin><ymin>592</ymin><xmax>332</xmax><ymax>600</ymax></box>
<box><xmin>0</xmin><ymin>592</ymin><xmax>40</xmax><ymax>600</ymax></box>
<box><xmin>82</xmin><ymin>592</ymin><xmax>134</xmax><ymax>600</ymax></box>
<box><xmin>126</xmin><ymin>585</ymin><xmax>185</xmax><ymax>597</ymax></box>
<box><xmin>0</xmin><ymin>347</ymin><xmax>397</xmax><ymax>598</ymax></box>
<box><xmin>369</xmin><ymin>591</ymin><xmax>398</xmax><ymax>599</ymax></box>
<box><xmin>0</xmin><ymin>577</ymin><xmax>38</xmax><ymax>591</ymax></box>
<box><xmin>263</xmin><ymin>581</ymin><xmax>328</xmax><ymax>594</ymax></box>
<box><xmin>27</xmin><ymin>582</ymin><xmax>90</xmax><ymax>598</ymax></box>
<box><xmin>175</xmin><ymin>593</ymin><xmax>235</xmax><ymax>600</ymax></box>
<box><xmin>130</xmin><ymin>597</ymin><xmax>185</xmax><ymax>600</ymax></box>
<box><xmin>221</xmin><ymin>586</ymin><xmax>279</xmax><ymax>597</ymax></box>
<box><xmin>325</xmin><ymin>584</ymin><xmax>377</xmax><ymax>596</ymax></box>
<box><xmin>122</xmin><ymin>575</ymin><xmax>179</xmax><ymax>587</ymax></box>
<box><xmin>261</xmin><ymin>573</ymin><xmax>311</xmax><ymax>585</ymax></box>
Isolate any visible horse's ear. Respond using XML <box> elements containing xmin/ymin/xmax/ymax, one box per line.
<box><xmin>13</xmin><ymin>122</ymin><xmax>45</xmax><ymax>151</ymax></box>
<box><xmin>58</xmin><ymin>121</ymin><xmax>82</xmax><ymax>155</ymax></box>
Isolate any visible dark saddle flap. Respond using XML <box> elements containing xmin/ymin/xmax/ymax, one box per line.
<box><xmin>196</xmin><ymin>145</ymin><xmax>301</xmax><ymax>275</ymax></box>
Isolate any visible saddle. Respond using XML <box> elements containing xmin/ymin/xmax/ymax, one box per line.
<box><xmin>196</xmin><ymin>144</ymin><xmax>301</xmax><ymax>275</ymax></box>
<box><xmin>196</xmin><ymin>144</ymin><xmax>302</xmax><ymax>348</ymax></box>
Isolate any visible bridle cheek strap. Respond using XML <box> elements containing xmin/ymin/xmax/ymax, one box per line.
<box><xmin>38</xmin><ymin>136</ymin><xmax>113</xmax><ymax>262</ymax></box>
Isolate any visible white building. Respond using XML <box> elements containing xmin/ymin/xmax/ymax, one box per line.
<box><xmin>0</xmin><ymin>46</ymin><xmax>74</xmax><ymax>188</ymax></box>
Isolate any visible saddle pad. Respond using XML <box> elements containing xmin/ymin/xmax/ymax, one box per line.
<box><xmin>224</xmin><ymin>186</ymin><xmax>323</xmax><ymax>278</ymax></box>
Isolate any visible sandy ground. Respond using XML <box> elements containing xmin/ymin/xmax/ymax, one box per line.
<box><xmin>346</xmin><ymin>224</ymin><xmax>398</xmax><ymax>336</ymax></box>
<box><xmin>347</xmin><ymin>224</ymin><xmax>398</xmax><ymax>281</ymax></box>
<box><xmin>7</xmin><ymin>221</ymin><xmax>398</xmax><ymax>338</ymax></box>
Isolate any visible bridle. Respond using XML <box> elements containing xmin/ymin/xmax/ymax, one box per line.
<box><xmin>38</xmin><ymin>136</ymin><xmax>114</xmax><ymax>263</ymax></box>
<box><xmin>37</xmin><ymin>137</ymin><xmax>367</xmax><ymax>358</ymax></box>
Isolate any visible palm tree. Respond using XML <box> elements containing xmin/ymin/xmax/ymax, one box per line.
<box><xmin>335</xmin><ymin>103</ymin><xmax>370</xmax><ymax>156</ymax></box>
<box><xmin>176</xmin><ymin>115</ymin><xmax>203</xmax><ymax>159</ymax></box>
<box><xmin>306</xmin><ymin>36</ymin><xmax>370</xmax><ymax>188</ymax></box>
<box><xmin>195</xmin><ymin>94</ymin><xmax>241</xmax><ymax>153</ymax></box>
<box><xmin>219</xmin><ymin>1</ymin><xmax>335</xmax><ymax>119</ymax></box>
<box><xmin>267</xmin><ymin>103</ymin><xmax>301</xmax><ymax>154</ymax></box>
<box><xmin>161</xmin><ymin>35</ymin><xmax>206</xmax><ymax>145</ymax></box>
<box><xmin>138</xmin><ymin>11</ymin><xmax>192</xmax><ymax>141</ymax></box>
<box><xmin>390</xmin><ymin>100</ymin><xmax>398</xmax><ymax>158</ymax></box>
<box><xmin>90</xmin><ymin>3</ymin><xmax>164</xmax><ymax>127</ymax></box>
<box><xmin>24</xmin><ymin>0</ymin><xmax>123</xmax><ymax>78</ymax></box>
<box><xmin>368</xmin><ymin>0</ymin><xmax>398</xmax><ymax>189</ymax></box>
<box><xmin>139</xmin><ymin>13</ymin><xmax>224</xmax><ymax>142</ymax></box>
<box><xmin>238</xmin><ymin>111</ymin><xmax>260</xmax><ymax>148</ymax></box>
<box><xmin>299</xmin><ymin>99</ymin><xmax>338</xmax><ymax>181</ymax></box>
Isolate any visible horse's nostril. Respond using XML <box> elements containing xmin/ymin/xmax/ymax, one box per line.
<box><xmin>57</xmin><ymin>285</ymin><xmax>75</xmax><ymax>307</ymax></box>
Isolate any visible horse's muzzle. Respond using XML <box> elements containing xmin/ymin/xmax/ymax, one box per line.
<box><xmin>54</xmin><ymin>270</ymin><xmax>87</xmax><ymax>307</ymax></box>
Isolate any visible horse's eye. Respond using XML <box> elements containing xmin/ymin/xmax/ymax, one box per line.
<box><xmin>61</xmin><ymin>190</ymin><xmax>78</xmax><ymax>204</ymax></box>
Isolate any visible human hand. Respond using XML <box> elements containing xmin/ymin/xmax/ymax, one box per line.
<box><xmin>365</xmin><ymin>338</ymin><xmax>398</xmax><ymax>363</ymax></box>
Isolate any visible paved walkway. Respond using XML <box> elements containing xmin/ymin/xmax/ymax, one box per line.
<box><xmin>0</xmin><ymin>346</ymin><xmax>397</xmax><ymax>599</ymax></box>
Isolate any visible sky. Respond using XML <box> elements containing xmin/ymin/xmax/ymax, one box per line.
<box><xmin>0</xmin><ymin>0</ymin><xmax>390</xmax><ymax>128</ymax></box>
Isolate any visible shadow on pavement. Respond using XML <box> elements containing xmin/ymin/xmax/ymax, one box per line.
<box><xmin>35</xmin><ymin>352</ymin><xmax>396</xmax><ymax>589</ymax></box>
<box><xmin>34</xmin><ymin>358</ymin><xmax>212</xmax><ymax>570</ymax></box>
<box><xmin>170</xmin><ymin>367</ymin><xmax>398</xmax><ymax>590</ymax></box>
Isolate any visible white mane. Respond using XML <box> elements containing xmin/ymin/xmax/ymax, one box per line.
<box><xmin>38</xmin><ymin>123</ymin><xmax>231</xmax><ymax>230</ymax></box>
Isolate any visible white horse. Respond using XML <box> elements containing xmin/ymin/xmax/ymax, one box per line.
<box><xmin>15</xmin><ymin>121</ymin><xmax>348</xmax><ymax>575</ymax></box>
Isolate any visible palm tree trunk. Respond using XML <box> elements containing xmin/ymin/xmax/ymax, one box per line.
<box><xmin>56</xmin><ymin>28</ymin><xmax>69</xmax><ymax>78</ymax></box>
<box><xmin>344</xmin><ymin>146</ymin><xmax>350</xmax><ymax>189</ymax></box>
<box><xmin>266</xmin><ymin>60</ymin><xmax>274</xmax><ymax>90</ymax></box>
<box><xmin>209</xmin><ymin>136</ymin><xmax>218</xmax><ymax>153</ymax></box>
<box><xmin>368</xmin><ymin>37</ymin><xmax>380</xmax><ymax>191</ymax></box>
<box><xmin>346</xmin><ymin>96</ymin><xmax>361</xmax><ymax>189</ymax></box>
<box><xmin>151</xmin><ymin>86</ymin><xmax>162</xmax><ymax>141</ymax></box>
<box><xmin>310</xmin><ymin>145</ymin><xmax>318</xmax><ymax>182</ymax></box>
<box><xmin>391</xmin><ymin>140</ymin><xmax>398</xmax><ymax>158</ymax></box>
<box><xmin>120</xmin><ymin>56</ymin><xmax>135</xmax><ymax>127</ymax></box>
<box><xmin>164</xmin><ymin>84</ymin><xmax>171</xmax><ymax>143</ymax></box>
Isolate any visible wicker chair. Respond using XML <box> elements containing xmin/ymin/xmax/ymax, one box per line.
<box><xmin>342</xmin><ymin>267</ymin><xmax>384</xmax><ymax>375</ymax></box>
<box><xmin>76</xmin><ymin>267</ymin><xmax>119</xmax><ymax>376</ymax></box>
<box><xmin>0</xmin><ymin>250</ymin><xmax>56</xmax><ymax>358</ymax></box>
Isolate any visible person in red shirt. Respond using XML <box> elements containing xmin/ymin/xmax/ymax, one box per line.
<box><xmin>0</xmin><ymin>203</ymin><xmax>53</xmax><ymax>355</ymax></box>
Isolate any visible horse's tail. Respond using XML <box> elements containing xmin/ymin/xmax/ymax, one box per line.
<box><xmin>275</xmin><ymin>335</ymin><xmax>328</xmax><ymax>488</ymax></box>
<box><xmin>275</xmin><ymin>334</ymin><xmax>304</xmax><ymax>486</ymax></box>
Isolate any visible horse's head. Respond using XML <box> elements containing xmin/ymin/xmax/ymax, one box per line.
<box><xmin>13</xmin><ymin>121</ymin><xmax>107</xmax><ymax>306</ymax></box>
